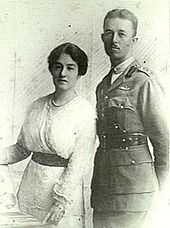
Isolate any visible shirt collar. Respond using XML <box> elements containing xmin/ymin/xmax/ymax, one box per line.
<box><xmin>111</xmin><ymin>57</ymin><xmax>135</xmax><ymax>74</ymax></box>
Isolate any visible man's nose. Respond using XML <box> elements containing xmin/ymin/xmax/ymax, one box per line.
<box><xmin>112</xmin><ymin>33</ymin><xmax>118</xmax><ymax>43</ymax></box>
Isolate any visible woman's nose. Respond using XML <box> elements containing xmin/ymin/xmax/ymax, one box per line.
<box><xmin>60</xmin><ymin>67</ymin><xmax>67</xmax><ymax>77</ymax></box>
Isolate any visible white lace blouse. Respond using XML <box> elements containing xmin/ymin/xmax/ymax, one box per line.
<box><xmin>3</xmin><ymin>93</ymin><xmax>96</xmax><ymax>216</ymax></box>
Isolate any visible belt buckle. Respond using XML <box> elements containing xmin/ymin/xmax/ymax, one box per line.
<box><xmin>120</xmin><ymin>145</ymin><xmax>129</xmax><ymax>150</ymax></box>
<box><xmin>120</xmin><ymin>136</ymin><xmax>129</xmax><ymax>150</ymax></box>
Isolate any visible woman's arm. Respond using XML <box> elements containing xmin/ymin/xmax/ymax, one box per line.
<box><xmin>43</xmin><ymin>107</ymin><xmax>96</xmax><ymax>225</ymax></box>
<box><xmin>0</xmin><ymin>143</ymin><xmax>31</xmax><ymax>165</ymax></box>
<box><xmin>0</xmin><ymin>165</ymin><xmax>16</xmax><ymax>209</ymax></box>
<box><xmin>0</xmin><ymin>142</ymin><xmax>31</xmax><ymax>209</ymax></box>
<box><xmin>53</xmin><ymin>114</ymin><xmax>96</xmax><ymax>208</ymax></box>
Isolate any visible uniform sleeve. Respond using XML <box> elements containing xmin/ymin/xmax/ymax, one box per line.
<box><xmin>139</xmin><ymin>78</ymin><xmax>169</xmax><ymax>189</ymax></box>
<box><xmin>52</xmin><ymin>109</ymin><xmax>96</xmax><ymax>210</ymax></box>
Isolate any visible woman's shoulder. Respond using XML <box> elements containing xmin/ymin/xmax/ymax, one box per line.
<box><xmin>74</xmin><ymin>96</ymin><xmax>96</xmax><ymax>119</ymax></box>
<box><xmin>33</xmin><ymin>93</ymin><xmax>52</xmax><ymax>103</ymax></box>
<box><xmin>27</xmin><ymin>93</ymin><xmax>52</xmax><ymax>112</ymax></box>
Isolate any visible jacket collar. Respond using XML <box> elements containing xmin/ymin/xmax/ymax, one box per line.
<box><xmin>112</xmin><ymin>57</ymin><xmax>135</xmax><ymax>74</ymax></box>
<box><xmin>107</xmin><ymin>59</ymin><xmax>138</xmax><ymax>92</ymax></box>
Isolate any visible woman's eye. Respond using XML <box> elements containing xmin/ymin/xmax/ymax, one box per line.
<box><xmin>67</xmin><ymin>67</ymin><xmax>74</xmax><ymax>71</ymax></box>
<box><xmin>55</xmin><ymin>65</ymin><xmax>62</xmax><ymax>70</ymax></box>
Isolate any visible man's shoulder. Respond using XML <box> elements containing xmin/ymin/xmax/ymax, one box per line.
<box><xmin>135</xmin><ymin>65</ymin><xmax>153</xmax><ymax>77</ymax></box>
<box><xmin>127</xmin><ymin>64</ymin><xmax>153</xmax><ymax>78</ymax></box>
<box><xmin>125</xmin><ymin>64</ymin><xmax>154</xmax><ymax>86</ymax></box>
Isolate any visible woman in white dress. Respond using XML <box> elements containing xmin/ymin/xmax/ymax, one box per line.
<box><xmin>0</xmin><ymin>42</ymin><xmax>96</xmax><ymax>227</ymax></box>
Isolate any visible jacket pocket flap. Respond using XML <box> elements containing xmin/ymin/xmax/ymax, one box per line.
<box><xmin>108</xmin><ymin>97</ymin><xmax>135</xmax><ymax>111</ymax></box>
<box><xmin>109</xmin><ymin>145</ymin><xmax>153</xmax><ymax>166</ymax></box>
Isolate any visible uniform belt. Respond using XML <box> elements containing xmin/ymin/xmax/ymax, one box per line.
<box><xmin>31</xmin><ymin>152</ymin><xmax>69</xmax><ymax>167</ymax></box>
<box><xmin>100</xmin><ymin>134</ymin><xmax>147</xmax><ymax>149</ymax></box>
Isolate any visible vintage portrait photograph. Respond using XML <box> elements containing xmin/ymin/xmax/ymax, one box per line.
<box><xmin>0</xmin><ymin>0</ymin><xmax>170</xmax><ymax>227</ymax></box>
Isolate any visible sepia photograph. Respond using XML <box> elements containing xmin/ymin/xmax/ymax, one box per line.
<box><xmin>0</xmin><ymin>1</ymin><xmax>170</xmax><ymax>227</ymax></box>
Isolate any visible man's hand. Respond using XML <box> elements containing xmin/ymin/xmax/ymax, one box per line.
<box><xmin>43</xmin><ymin>201</ymin><xmax>65</xmax><ymax>225</ymax></box>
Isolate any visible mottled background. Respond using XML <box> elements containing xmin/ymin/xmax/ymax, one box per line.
<box><xmin>0</xmin><ymin>0</ymin><xmax>169</xmax><ymax>227</ymax></box>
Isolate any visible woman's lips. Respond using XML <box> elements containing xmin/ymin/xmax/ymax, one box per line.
<box><xmin>58</xmin><ymin>79</ymin><xmax>68</xmax><ymax>83</ymax></box>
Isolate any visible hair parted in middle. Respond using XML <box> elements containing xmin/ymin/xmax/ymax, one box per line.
<box><xmin>48</xmin><ymin>42</ymin><xmax>88</xmax><ymax>76</ymax></box>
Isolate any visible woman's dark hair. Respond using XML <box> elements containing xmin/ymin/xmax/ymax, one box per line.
<box><xmin>104</xmin><ymin>8</ymin><xmax>138</xmax><ymax>37</ymax></box>
<box><xmin>48</xmin><ymin>42</ymin><xmax>88</xmax><ymax>76</ymax></box>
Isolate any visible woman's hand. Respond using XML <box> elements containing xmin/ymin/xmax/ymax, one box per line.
<box><xmin>43</xmin><ymin>201</ymin><xmax>65</xmax><ymax>225</ymax></box>
<box><xmin>0</xmin><ymin>165</ymin><xmax>16</xmax><ymax>210</ymax></box>
<box><xmin>0</xmin><ymin>192</ymin><xmax>16</xmax><ymax>210</ymax></box>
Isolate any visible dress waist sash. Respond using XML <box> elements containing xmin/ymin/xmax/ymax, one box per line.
<box><xmin>31</xmin><ymin>152</ymin><xmax>69</xmax><ymax>167</ymax></box>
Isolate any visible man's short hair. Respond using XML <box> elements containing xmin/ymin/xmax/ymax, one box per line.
<box><xmin>104</xmin><ymin>8</ymin><xmax>138</xmax><ymax>37</ymax></box>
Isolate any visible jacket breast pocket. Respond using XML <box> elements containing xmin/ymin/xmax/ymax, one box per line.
<box><xmin>107</xmin><ymin>97</ymin><xmax>136</xmax><ymax>130</ymax></box>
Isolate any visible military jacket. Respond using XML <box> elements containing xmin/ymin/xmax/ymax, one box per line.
<box><xmin>91</xmin><ymin>60</ymin><xmax>169</xmax><ymax>212</ymax></box>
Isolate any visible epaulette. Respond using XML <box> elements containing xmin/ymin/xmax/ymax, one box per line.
<box><xmin>135</xmin><ymin>66</ymin><xmax>152</xmax><ymax>77</ymax></box>
<box><xmin>125</xmin><ymin>65</ymin><xmax>138</xmax><ymax>78</ymax></box>
<box><xmin>125</xmin><ymin>65</ymin><xmax>152</xmax><ymax>78</ymax></box>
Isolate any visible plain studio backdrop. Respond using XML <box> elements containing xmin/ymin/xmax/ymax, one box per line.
<box><xmin>0</xmin><ymin>0</ymin><xmax>170</xmax><ymax>227</ymax></box>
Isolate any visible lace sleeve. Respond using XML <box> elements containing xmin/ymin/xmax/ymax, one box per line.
<box><xmin>0</xmin><ymin>142</ymin><xmax>31</xmax><ymax>165</ymax></box>
<box><xmin>0</xmin><ymin>117</ymin><xmax>32</xmax><ymax>165</ymax></box>
<box><xmin>53</xmin><ymin>112</ymin><xmax>96</xmax><ymax>210</ymax></box>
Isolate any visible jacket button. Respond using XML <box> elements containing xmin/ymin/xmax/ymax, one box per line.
<box><xmin>131</xmin><ymin>160</ymin><xmax>136</xmax><ymax>164</ymax></box>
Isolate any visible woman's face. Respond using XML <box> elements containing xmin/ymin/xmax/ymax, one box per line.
<box><xmin>51</xmin><ymin>53</ymin><xmax>79</xmax><ymax>91</ymax></box>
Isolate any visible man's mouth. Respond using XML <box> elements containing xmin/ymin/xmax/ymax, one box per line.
<box><xmin>111</xmin><ymin>45</ymin><xmax>120</xmax><ymax>50</ymax></box>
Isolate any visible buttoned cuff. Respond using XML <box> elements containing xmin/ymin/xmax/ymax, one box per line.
<box><xmin>52</xmin><ymin>183</ymin><xmax>72</xmax><ymax>210</ymax></box>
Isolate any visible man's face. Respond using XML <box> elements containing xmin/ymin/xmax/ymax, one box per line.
<box><xmin>102</xmin><ymin>17</ymin><xmax>137</xmax><ymax>64</ymax></box>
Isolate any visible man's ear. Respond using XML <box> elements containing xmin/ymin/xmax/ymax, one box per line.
<box><xmin>101</xmin><ymin>33</ymin><xmax>105</xmax><ymax>42</ymax></box>
<box><xmin>132</xmin><ymin>36</ymin><xmax>138</xmax><ymax>43</ymax></box>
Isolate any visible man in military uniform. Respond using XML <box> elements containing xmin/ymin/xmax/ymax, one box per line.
<box><xmin>91</xmin><ymin>8</ymin><xmax>169</xmax><ymax>228</ymax></box>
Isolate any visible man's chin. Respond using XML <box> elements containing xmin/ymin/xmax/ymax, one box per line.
<box><xmin>110</xmin><ymin>53</ymin><xmax>122</xmax><ymax>61</ymax></box>
<box><xmin>105</xmin><ymin>49</ymin><xmax>121</xmax><ymax>58</ymax></box>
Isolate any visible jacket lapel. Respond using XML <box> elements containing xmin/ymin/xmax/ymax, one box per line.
<box><xmin>107</xmin><ymin>60</ymin><xmax>138</xmax><ymax>92</ymax></box>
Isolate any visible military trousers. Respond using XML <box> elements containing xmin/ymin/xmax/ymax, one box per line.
<box><xmin>93</xmin><ymin>211</ymin><xmax>147</xmax><ymax>228</ymax></box>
